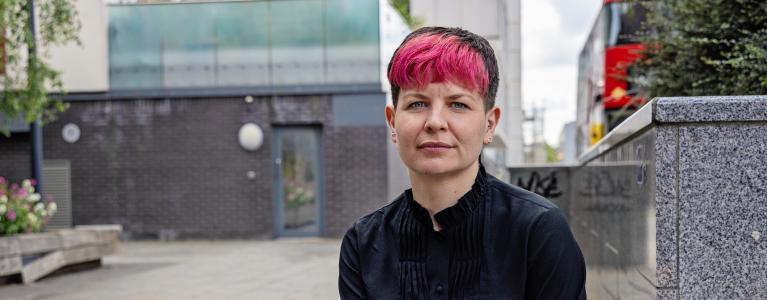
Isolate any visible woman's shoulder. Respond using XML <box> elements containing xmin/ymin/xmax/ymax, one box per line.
<box><xmin>345</xmin><ymin>192</ymin><xmax>407</xmax><ymax>237</ymax></box>
<box><xmin>485</xmin><ymin>174</ymin><xmax>563</xmax><ymax>223</ymax></box>
<box><xmin>484</xmin><ymin>175</ymin><xmax>576</xmax><ymax>251</ymax></box>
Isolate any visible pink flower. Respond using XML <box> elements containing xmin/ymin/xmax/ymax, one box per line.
<box><xmin>29</xmin><ymin>179</ymin><xmax>37</xmax><ymax>186</ymax></box>
<box><xmin>0</xmin><ymin>177</ymin><xmax>5</xmax><ymax>184</ymax></box>
<box><xmin>7</xmin><ymin>210</ymin><xmax>16</xmax><ymax>222</ymax></box>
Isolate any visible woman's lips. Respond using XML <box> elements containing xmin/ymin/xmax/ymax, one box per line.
<box><xmin>417</xmin><ymin>141</ymin><xmax>453</xmax><ymax>154</ymax></box>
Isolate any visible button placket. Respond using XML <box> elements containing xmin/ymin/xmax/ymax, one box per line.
<box><xmin>426</xmin><ymin>230</ymin><xmax>449</xmax><ymax>300</ymax></box>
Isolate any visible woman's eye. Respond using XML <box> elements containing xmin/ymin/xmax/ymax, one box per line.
<box><xmin>408</xmin><ymin>101</ymin><xmax>426</xmax><ymax>109</ymax></box>
<box><xmin>451</xmin><ymin>102</ymin><xmax>467</xmax><ymax>109</ymax></box>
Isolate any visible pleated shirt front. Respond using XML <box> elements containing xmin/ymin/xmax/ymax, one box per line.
<box><xmin>398</xmin><ymin>169</ymin><xmax>488</xmax><ymax>299</ymax></box>
<box><xmin>339</xmin><ymin>166</ymin><xmax>587</xmax><ymax>300</ymax></box>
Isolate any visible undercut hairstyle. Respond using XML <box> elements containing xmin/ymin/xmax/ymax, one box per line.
<box><xmin>387</xmin><ymin>26</ymin><xmax>499</xmax><ymax>111</ymax></box>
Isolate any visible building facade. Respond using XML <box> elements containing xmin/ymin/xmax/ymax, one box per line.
<box><xmin>410</xmin><ymin>0</ymin><xmax>524</xmax><ymax>175</ymax></box>
<box><xmin>0</xmin><ymin>0</ymin><xmax>404</xmax><ymax>239</ymax></box>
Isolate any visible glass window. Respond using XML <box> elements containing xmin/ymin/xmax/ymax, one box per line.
<box><xmin>270</xmin><ymin>0</ymin><xmax>325</xmax><ymax>86</ymax></box>
<box><xmin>325</xmin><ymin>0</ymin><xmax>380</xmax><ymax>84</ymax></box>
<box><xmin>607</xmin><ymin>2</ymin><xmax>647</xmax><ymax>46</ymax></box>
<box><xmin>159</xmin><ymin>4</ymin><xmax>217</xmax><ymax>88</ymax></box>
<box><xmin>108</xmin><ymin>0</ymin><xmax>380</xmax><ymax>90</ymax></box>
<box><xmin>277</xmin><ymin>127</ymin><xmax>321</xmax><ymax>235</ymax></box>
<box><xmin>213</xmin><ymin>2</ymin><xmax>270</xmax><ymax>87</ymax></box>
<box><xmin>109</xmin><ymin>5</ymin><xmax>164</xmax><ymax>89</ymax></box>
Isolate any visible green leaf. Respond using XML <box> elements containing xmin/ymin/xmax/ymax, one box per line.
<box><xmin>0</xmin><ymin>0</ymin><xmax>80</xmax><ymax>132</ymax></box>
<box><xmin>629</xmin><ymin>0</ymin><xmax>767</xmax><ymax>98</ymax></box>
<box><xmin>7</xmin><ymin>224</ymin><xmax>18</xmax><ymax>235</ymax></box>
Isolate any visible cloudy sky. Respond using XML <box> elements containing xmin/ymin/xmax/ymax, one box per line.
<box><xmin>521</xmin><ymin>0</ymin><xmax>601</xmax><ymax>146</ymax></box>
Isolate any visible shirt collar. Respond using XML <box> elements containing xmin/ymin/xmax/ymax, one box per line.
<box><xmin>405</xmin><ymin>163</ymin><xmax>488</xmax><ymax>231</ymax></box>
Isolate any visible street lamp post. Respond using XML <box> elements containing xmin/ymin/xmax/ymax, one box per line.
<box><xmin>27</xmin><ymin>0</ymin><xmax>44</xmax><ymax>196</ymax></box>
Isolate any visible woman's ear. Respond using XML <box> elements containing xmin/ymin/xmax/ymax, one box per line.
<box><xmin>385</xmin><ymin>105</ymin><xmax>396</xmax><ymax>129</ymax></box>
<box><xmin>484</xmin><ymin>106</ymin><xmax>501</xmax><ymax>144</ymax></box>
<box><xmin>385</xmin><ymin>105</ymin><xmax>397</xmax><ymax>143</ymax></box>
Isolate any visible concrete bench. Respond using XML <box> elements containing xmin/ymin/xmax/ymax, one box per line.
<box><xmin>0</xmin><ymin>225</ymin><xmax>121</xmax><ymax>283</ymax></box>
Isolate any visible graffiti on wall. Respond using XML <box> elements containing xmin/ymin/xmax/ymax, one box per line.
<box><xmin>516</xmin><ymin>171</ymin><xmax>564</xmax><ymax>199</ymax></box>
<box><xmin>577</xmin><ymin>168</ymin><xmax>634</xmax><ymax>200</ymax></box>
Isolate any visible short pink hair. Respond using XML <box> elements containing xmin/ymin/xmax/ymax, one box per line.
<box><xmin>387</xmin><ymin>27</ymin><xmax>498</xmax><ymax>110</ymax></box>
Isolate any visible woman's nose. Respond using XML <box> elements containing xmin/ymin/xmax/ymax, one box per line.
<box><xmin>424</xmin><ymin>106</ymin><xmax>448</xmax><ymax>132</ymax></box>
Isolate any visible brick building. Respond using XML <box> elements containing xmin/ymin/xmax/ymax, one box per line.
<box><xmin>0</xmin><ymin>0</ymin><xmax>410</xmax><ymax>239</ymax></box>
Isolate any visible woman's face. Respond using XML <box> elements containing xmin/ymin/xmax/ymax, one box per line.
<box><xmin>386</xmin><ymin>82</ymin><xmax>500</xmax><ymax>177</ymax></box>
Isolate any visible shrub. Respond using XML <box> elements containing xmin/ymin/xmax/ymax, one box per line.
<box><xmin>0</xmin><ymin>177</ymin><xmax>57</xmax><ymax>236</ymax></box>
<box><xmin>632</xmin><ymin>0</ymin><xmax>767</xmax><ymax>97</ymax></box>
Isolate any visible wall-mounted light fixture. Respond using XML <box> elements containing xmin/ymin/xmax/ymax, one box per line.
<box><xmin>62</xmin><ymin>123</ymin><xmax>81</xmax><ymax>143</ymax></box>
<box><xmin>238</xmin><ymin>123</ymin><xmax>264</xmax><ymax>151</ymax></box>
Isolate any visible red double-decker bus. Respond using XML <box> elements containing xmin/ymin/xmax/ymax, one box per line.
<box><xmin>576</xmin><ymin>0</ymin><xmax>646</xmax><ymax>151</ymax></box>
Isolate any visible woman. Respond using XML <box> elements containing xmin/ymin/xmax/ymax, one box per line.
<box><xmin>339</xmin><ymin>27</ymin><xmax>586</xmax><ymax>299</ymax></box>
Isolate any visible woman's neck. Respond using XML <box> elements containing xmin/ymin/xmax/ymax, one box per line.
<box><xmin>409</xmin><ymin>161</ymin><xmax>479</xmax><ymax>231</ymax></box>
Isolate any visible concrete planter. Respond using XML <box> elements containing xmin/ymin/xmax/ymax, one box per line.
<box><xmin>0</xmin><ymin>225</ymin><xmax>121</xmax><ymax>283</ymax></box>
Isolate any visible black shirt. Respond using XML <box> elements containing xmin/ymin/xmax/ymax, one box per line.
<box><xmin>339</xmin><ymin>166</ymin><xmax>587</xmax><ymax>299</ymax></box>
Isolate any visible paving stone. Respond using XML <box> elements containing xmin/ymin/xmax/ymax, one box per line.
<box><xmin>0</xmin><ymin>239</ymin><xmax>342</xmax><ymax>300</ymax></box>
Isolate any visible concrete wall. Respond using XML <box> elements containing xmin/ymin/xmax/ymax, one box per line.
<box><xmin>47</xmin><ymin>0</ymin><xmax>109</xmax><ymax>92</ymax></box>
<box><xmin>510</xmin><ymin>96</ymin><xmax>767</xmax><ymax>298</ymax></box>
<box><xmin>508</xmin><ymin>165</ymin><xmax>572</xmax><ymax>218</ymax></box>
<box><xmin>572</xmin><ymin>127</ymin><xmax>656</xmax><ymax>298</ymax></box>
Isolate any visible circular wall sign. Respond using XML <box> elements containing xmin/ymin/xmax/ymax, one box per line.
<box><xmin>238</xmin><ymin>123</ymin><xmax>264</xmax><ymax>151</ymax></box>
<box><xmin>62</xmin><ymin>123</ymin><xmax>81</xmax><ymax>143</ymax></box>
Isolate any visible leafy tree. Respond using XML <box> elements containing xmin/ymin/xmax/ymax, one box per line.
<box><xmin>389</xmin><ymin>0</ymin><xmax>423</xmax><ymax>29</ymax></box>
<box><xmin>0</xmin><ymin>0</ymin><xmax>80</xmax><ymax>136</ymax></box>
<box><xmin>632</xmin><ymin>0</ymin><xmax>767</xmax><ymax>98</ymax></box>
<box><xmin>544</xmin><ymin>143</ymin><xmax>560</xmax><ymax>163</ymax></box>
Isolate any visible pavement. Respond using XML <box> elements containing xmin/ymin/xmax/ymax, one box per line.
<box><xmin>0</xmin><ymin>238</ymin><xmax>342</xmax><ymax>300</ymax></box>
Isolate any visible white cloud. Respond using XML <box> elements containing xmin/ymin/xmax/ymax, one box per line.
<box><xmin>524</xmin><ymin>65</ymin><xmax>577</xmax><ymax>145</ymax></box>
<box><xmin>522</xmin><ymin>0</ymin><xmax>561</xmax><ymax>67</ymax></box>
<box><xmin>521</xmin><ymin>0</ymin><xmax>601</xmax><ymax>146</ymax></box>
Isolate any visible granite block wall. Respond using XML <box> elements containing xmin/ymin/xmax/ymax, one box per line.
<box><xmin>674</xmin><ymin>120</ymin><xmax>767</xmax><ymax>298</ymax></box>
<box><xmin>509</xmin><ymin>96</ymin><xmax>767</xmax><ymax>299</ymax></box>
<box><xmin>652</xmin><ymin>96</ymin><xmax>767</xmax><ymax>298</ymax></box>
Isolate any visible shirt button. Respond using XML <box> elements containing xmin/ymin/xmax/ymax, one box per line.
<box><xmin>436</xmin><ymin>283</ymin><xmax>444</xmax><ymax>293</ymax></box>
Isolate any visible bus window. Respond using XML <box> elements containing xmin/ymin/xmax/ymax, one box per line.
<box><xmin>607</xmin><ymin>2</ymin><xmax>647</xmax><ymax>46</ymax></box>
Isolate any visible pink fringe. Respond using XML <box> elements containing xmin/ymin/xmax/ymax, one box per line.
<box><xmin>389</xmin><ymin>34</ymin><xmax>488</xmax><ymax>96</ymax></box>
